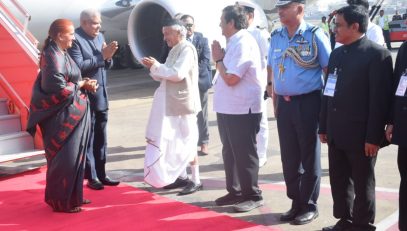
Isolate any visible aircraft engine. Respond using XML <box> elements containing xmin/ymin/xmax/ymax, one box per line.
<box><xmin>127</xmin><ymin>0</ymin><xmax>269</xmax><ymax>65</ymax></box>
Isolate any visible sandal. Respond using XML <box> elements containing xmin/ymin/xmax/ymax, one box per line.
<box><xmin>67</xmin><ymin>207</ymin><xmax>82</xmax><ymax>213</ymax></box>
<box><xmin>54</xmin><ymin>207</ymin><xmax>82</xmax><ymax>213</ymax></box>
<box><xmin>82</xmin><ymin>199</ymin><xmax>91</xmax><ymax>204</ymax></box>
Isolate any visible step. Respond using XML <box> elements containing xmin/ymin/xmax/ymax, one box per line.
<box><xmin>0</xmin><ymin>131</ymin><xmax>34</xmax><ymax>155</ymax></box>
<box><xmin>0</xmin><ymin>114</ymin><xmax>20</xmax><ymax>135</ymax></box>
<box><xmin>0</xmin><ymin>149</ymin><xmax>44</xmax><ymax>163</ymax></box>
<box><xmin>0</xmin><ymin>98</ymin><xmax>7</xmax><ymax>115</ymax></box>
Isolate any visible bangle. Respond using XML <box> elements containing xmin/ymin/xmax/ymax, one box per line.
<box><xmin>215</xmin><ymin>59</ymin><xmax>223</xmax><ymax>64</ymax></box>
<box><xmin>267</xmin><ymin>81</ymin><xmax>272</xmax><ymax>86</ymax></box>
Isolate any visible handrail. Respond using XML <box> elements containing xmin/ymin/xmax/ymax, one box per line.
<box><xmin>9</xmin><ymin>0</ymin><xmax>30</xmax><ymax>33</ymax></box>
<box><xmin>370</xmin><ymin>0</ymin><xmax>385</xmax><ymax>21</ymax></box>
<box><xmin>0</xmin><ymin>0</ymin><xmax>38</xmax><ymax>48</ymax></box>
<box><xmin>0</xmin><ymin>72</ymin><xmax>29</xmax><ymax>131</ymax></box>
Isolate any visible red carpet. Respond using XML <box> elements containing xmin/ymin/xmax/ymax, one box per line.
<box><xmin>0</xmin><ymin>168</ymin><xmax>275</xmax><ymax>231</ymax></box>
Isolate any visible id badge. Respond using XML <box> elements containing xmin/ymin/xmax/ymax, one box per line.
<box><xmin>395</xmin><ymin>74</ymin><xmax>407</xmax><ymax>97</ymax></box>
<box><xmin>323</xmin><ymin>72</ymin><xmax>338</xmax><ymax>97</ymax></box>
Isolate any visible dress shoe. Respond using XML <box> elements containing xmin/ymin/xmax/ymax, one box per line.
<box><xmin>178</xmin><ymin>181</ymin><xmax>203</xmax><ymax>195</ymax></box>
<box><xmin>215</xmin><ymin>193</ymin><xmax>243</xmax><ymax>206</ymax></box>
<box><xmin>163</xmin><ymin>178</ymin><xmax>190</xmax><ymax>189</ymax></box>
<box><xmin>233</xmin><ymin>199</ymin><xmax>264</xmax><ymax>212</ymax></box>
<box><xmin>292</xmin><ymin>210</ymin><xmax>319</xmax><ymax>225</ymax></box>
<box><xmin>198</xmin><ymin>144</ymin><xmax>209</xmax><ymax>156</ymax></box>
<box><xmin>280</xmin><ymin>207</ymin><xmax>300</xmax><ymax>221</ymax></box>
<box><xmin>87</xmin><ymin>179</ymin><xmax>104</xmax><ymax>190</ymax></box>
<box><xmin>322</xmin><ymin>219</ymin><xmax>353</xmax><ymax>231</ymax></box>
<box><xmin>100</xmin><ymin>176</ymin><xmax>120</xmax><ymax>186</ymax></box>
<box><xmin>323</xmin><ymin>225</ymin><xmax>350</xmax><ymax>231</ymax></box>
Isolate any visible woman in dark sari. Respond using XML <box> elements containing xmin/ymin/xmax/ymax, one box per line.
<box><xmin>27</xmin><ymin>19</ymin><xmax>98</xmax><ymax>213</ymax></box>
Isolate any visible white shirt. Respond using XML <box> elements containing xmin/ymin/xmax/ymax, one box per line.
<box><xmin>366</xmin><ymin>22</ymin><xmax>385</xmax><ymax>46</ymax></box>
<box><xmin>187</xmin><ymin>33</ymin><xmax>194</xmax><ymax>42</ymax></box>
<box><xmin>213</xmin><ymin>29</ymin><xmax>263</xmax><ymax>114</ymax></box>
<box><xmin>247</xmin><ymin>25</ymin><xmax>270</xmax><ymax>70</ymax></box>
<box><xmin>378</xmin><ymin>17</ymin><xmax>385</xmax><ymax>28</ymax></box>
<box><xmin>335</xmin><ymin>21</ymin><xmax>385</xmax><ymax>48</ymax></box>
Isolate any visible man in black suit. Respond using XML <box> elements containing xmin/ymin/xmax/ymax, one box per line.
<box><xmin>319</xmin><ymin>5</ymin><xmax>393</xmax><ymax>231</ymax></box>
<box><xmin>385</xmin><ymin>41</ymin><xmax>407</xmax><ymax>231</ymax></box>
<box><xmin>69</xmin><ymin>9</ymin><xmax>120</xmax><ymax>190</ymax></box>
<box><xmin>181</xmin><ymin>14</ymin><xmax>212</xmax><ymax>156</ymax></box>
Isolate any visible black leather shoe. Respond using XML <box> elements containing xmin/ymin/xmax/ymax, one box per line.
<box><xmin>322</xmin><ymin>219</ymin><xmax>353</xmax><ymax>231</ymax></box>
<box><xmin>100</xmin><ymin>176</ymin><xmax>120</xmax><ymax>186</ymax></box>
<box><xmin>293</xmin><ymin>210</ymin><xmax>319</xmax><ymax>225</ymax></box>
<box><xmin>215</xmin><ymin>193</ymin><xmax>243</xmax><ymax>206</ymax></box>
<box><xmin>280</xmin><ymin>207</ymin><xmax>300</xmax><ymax>221</ymax></box>
<box><xmin>87</xmin><ymin>179</ymin><xmax>104</xmax><ymax>190</ymax></box>
<box><xmin>178</xmin><ymin>181</ymin><xmax>203</xmax><ymax>195</ymax></box>
<box><xmin>163</xmin><ymin>178</ymin><xmax>190</xmax><ymax>189</ymax></box>
<box><xmin>323</xmin><ymin>225</ymin><xmax>349</xmax><ymax>231</ymax></box>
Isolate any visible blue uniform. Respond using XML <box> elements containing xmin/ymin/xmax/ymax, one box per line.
<box><xmin>268</xmin><ymin>21</ymin><xmax>331</xmax><ymax>96</ymax></box>
<box><xmin>267</xmin><ymin>20</ymin><xmax>331</xmax><ymax>214</ymax></box>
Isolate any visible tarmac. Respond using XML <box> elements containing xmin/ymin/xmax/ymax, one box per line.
<box><xmin>102</xmin><ymin>63</ymin><xmax>400</xmax><ymax>231</ymax></box>
<box><xmin>1</xmin><ymin>46</ymin><xmax>403</xmax><ymax>231</ymax></box>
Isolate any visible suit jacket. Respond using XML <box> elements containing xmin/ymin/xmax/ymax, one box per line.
<box><xmin>319</xmin><ymin>37</ymin><xmax>393</xmax><ymax>151</ymax></box>
<box><xmin>68</xmin><ymin>27</ymin><xmax>112</xmax><ymax>111</ymax></box>
<box><xmin>390</xmin><ymin>41</ymin><xmax>407</xmax><ymax>147</ymax></box>
<box><xmin>189</xmin><ymin>32</ymin><xmax>212</xmax><ymax>92</ymax></box>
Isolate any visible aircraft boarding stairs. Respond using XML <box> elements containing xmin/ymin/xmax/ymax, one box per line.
<box><xmin>0</xmin><ymin>0</ymin><xmax>44</xmax><ymax>164</ymax></box>
<box><xmin>0</xmin><ymin>98</ymin><xmax>42</xmax><ymax>163</ymax></box>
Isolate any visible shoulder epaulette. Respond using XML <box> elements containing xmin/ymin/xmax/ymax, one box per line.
<box><xmin>270</xmin><ymin>28</ymin><xmax>281</xmax><ymax>37</ymax></box>
<box><xmin>310</xmin><ymin>26</ymin><xmax>319</xmax><ymax>34</ymax></box>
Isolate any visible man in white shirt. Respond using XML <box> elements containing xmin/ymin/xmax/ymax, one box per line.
<box><xmin>243</xmin><ymin>5</ymin><xmax>270</xmax><ymax>167</ymax></box>
<box><xmin>349</xmin><ymin>0</ymin><xmax>384</xmax><ymax>46</ymax></box>
<box><xmin>334</xmin><ymin>0</ymin><xmax>385</xmax><ymax>48</ymax></box>
<box><xmin>211</xmin><ymin>4</ymin><xmax>264</xmax><ymax>213</ymax></box>
<box><xmin>141</xmin><ymin>19</ymin><xmax>203</xmax><ymax>195</ymax></box>
<box><xmin>366</xmin><ymin>21</ymin><xmax>385</xmax><ymax>46</ymax></box>
<box><xmin>375</xmin><ymin>9</ymin><xmax>392</xmax><ymax>49</ymax></box>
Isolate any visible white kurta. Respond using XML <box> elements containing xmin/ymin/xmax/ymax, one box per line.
<box><xmin>144</xmin><ymin>40</ymin><xmax>200</xmax><ymax>188</ymax></box>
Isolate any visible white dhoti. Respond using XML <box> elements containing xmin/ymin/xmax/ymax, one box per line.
<box><xmin>144</xmin><ymin>82</ymin><xmax>198</xmax><ymax>188</ymax></box>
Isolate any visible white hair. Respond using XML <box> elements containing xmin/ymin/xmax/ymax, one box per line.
<box><xmin>80</xmin><ymin>9</ymin><xmax>101</xmax><ymax>22</ymax></box>
<box><xmin>171</xmin><ymin>24</ymin><xmax>187</xmax><ymax>38</ymax></box>
<box><xmin>164</xmin><ymin>23</ymin><xmax>187</xmax><ymax>38</ymax></box>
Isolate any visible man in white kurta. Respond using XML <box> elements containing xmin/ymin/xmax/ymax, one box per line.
<box><xmin>141</xmin><ymin>19</ymin><xmax>202</xmax><ymax>195</ymax></box>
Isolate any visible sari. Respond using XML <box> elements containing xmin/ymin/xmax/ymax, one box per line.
<box><xmin>27</xmin><ymin>41</ymin><xmax>90</xmax><ymax>212</ymax></box>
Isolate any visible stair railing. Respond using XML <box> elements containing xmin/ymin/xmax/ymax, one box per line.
<box><xmin>0</xmin><ymin>72</ymin><xmax>29</xmax><ymax>131</ymax></box>
<box><xmin>0</xmin><ymin>0</ymin><xmax>39</xmax><ymax>62</ymax></box>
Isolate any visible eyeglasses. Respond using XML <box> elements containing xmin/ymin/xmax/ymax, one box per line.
<box><xmin>185</xmin><ymin>23</ymin><xmax>194</xmax><ymax>28</ymax></box>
